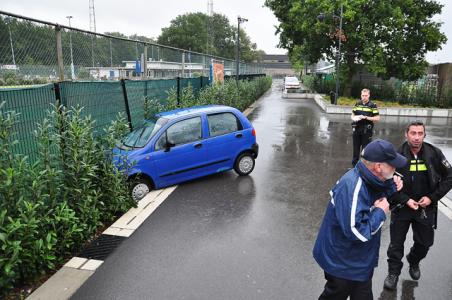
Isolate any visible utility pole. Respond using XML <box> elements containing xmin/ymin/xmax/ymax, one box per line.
<box><xmin>317</xmin><ymin>4</ymin><xmax>343</xmax><ymax>105</ymax></box>
<box><xmin>206</xmin><ymin>0</ymin><xmax>213</xmax><ymax>54</ymax></box>
<box><xmin>89</xmin><ymin>0</ymin><xmax>97</xmax><ymax>68</ymax></box>
<box><xmin>236</xmin><ymin>16</ymin><xmax>248</xmax><ymax>84</ymax></box>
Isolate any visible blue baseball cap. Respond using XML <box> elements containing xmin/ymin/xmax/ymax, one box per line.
<box><xmin>361</xmin><ymin>139</ymin><xmax>407</xmax><ymax>168</ymax></box>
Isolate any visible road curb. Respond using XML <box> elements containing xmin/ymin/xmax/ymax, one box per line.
<box><xmin>26</xmin><ymin>187</ymin><xmax>176</xmax><ymax>300</ymax></box>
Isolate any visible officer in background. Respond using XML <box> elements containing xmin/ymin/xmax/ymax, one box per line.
<box><xmin>383</xmin><ymin>120</ymin><xmax>452</xmax><ymax>290</ymax></box>
<box><xmin>351</xmin><ymin>88</ymin><xmax>380</xmax><ymax>166</ymax></box>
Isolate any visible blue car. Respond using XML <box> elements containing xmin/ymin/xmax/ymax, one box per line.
<box><xmin>113</xmin><ymin>105</ymin><xmax>259</xmax><ymax>201</ymax></box>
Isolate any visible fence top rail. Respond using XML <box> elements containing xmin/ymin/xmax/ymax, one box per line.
<box><xmin>0</xmin><ymin>10</ymin><xmax>240</xmax><ymax>64</ymax></box>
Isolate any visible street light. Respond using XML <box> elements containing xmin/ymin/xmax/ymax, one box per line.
<box><xmin>236</xmin><ymin>16</ymin><xmax>248</xmax><ymax>84</ymax></box>
<box><xmin>317</xmin><ymin>4</ymin><xmax>343</xmax><ymax>105</ymax></box>
<box><xmin>66</xmin><ymin>16</ymin><xmax>76</xmax><ymax>80</ymax></box>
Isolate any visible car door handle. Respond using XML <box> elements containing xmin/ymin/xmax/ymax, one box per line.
<box><xmin>194</xmin><ymin>143</ymin><xmax>203</xmax><ymax>149</ymax></box>
<box><xmin>235</xmin><ymin>133</ymin><xmax>243</xmax><ymax>138</ymax></box>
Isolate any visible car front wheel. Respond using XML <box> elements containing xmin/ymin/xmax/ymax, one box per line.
<box><xmin>234</xmin><ymin>153</ymin><xmax>255</xmax><ymax>176</ymax></box>
<box><xmin>130</xmin><ymin>178</ymin><xmax>152</xmax><ymax>202</ymax></box>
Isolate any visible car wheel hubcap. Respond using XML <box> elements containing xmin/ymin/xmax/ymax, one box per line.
<box><xmin>132</xmin><ymin>183</ymin><xmax>149</xmax><ymax>201</ymax></box>
<box><xmin>239</xmin><ymin>156</ymin><xmax>253</xmax><ymax>173</ymax></box>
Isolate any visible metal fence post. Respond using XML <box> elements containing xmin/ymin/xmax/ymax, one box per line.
<box><xmin>143</xmin><ymin>45</ymin><xmax>148</xmax><ymax>79</ymax></box>
<box><xmin>177</xmin><ymin>76</ymin><xmax>181</xmax><ymax>106</ymax></box>
<box><xmin>55</xmin><ymin>25</ymin><xmax>65</xmax><ymax>81</ymax></box>
<box><xmin>53</xmin><ymin>82</ymin><xmax>67</xmax><ymax>165</ymax></box>
<box><xmin>120</xmin><ymin>79</ymin><xmax>133</xmax><ymax>131</ymax></box>
<box><xmin>53</xmin><ymin>82</ymin><xmax>62</xmax><ymax>105</ymax></box>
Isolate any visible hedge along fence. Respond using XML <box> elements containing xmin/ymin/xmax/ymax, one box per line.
<box><xmin>302</xmin><ymin>74</ymin><xmax>452</xmax><ymax>108</ymax></box>
<box><xmin>0</xmin><ymin>75</ymin><xmax>272</xmax><ymax>297</ymax></box>
<box><xmin>0</xmin><ymin>102</ymin><xmax>135</xmax><ymax>296</ymax></box>
<box><xmin>161</xmin><ymin>75</ymin><xmax>272</xmax><ymax>114</ymax></box>
<box><xmin>0</xmin><ymin>75</ymin><xmax>263</xmax><ymax>161</ymax></box>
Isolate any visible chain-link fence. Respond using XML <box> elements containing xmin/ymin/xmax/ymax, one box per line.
<box><xmin>0</xmin><ymin>76</ymin><xmax>221</xmax><ymax>160</ymax></box>
<box><xmin>0</xmin><ymin>10</ymin><xmax>263</xmax><ymax>85</ymax></box>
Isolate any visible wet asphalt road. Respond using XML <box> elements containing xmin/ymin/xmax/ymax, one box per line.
<box><xmin>71</xmin><ymin>81</ymin><xmax>452</xmax><ymax>300</ymax></box>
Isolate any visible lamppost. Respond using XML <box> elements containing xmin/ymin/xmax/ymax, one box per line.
<box><xmin>318</xmin><ymin>4</ymin><xmax>343</xmax><ymax>105</ymax></box>
<box><xmin>66</xmin><ymin>16</ymin><xmax>76</xmax><ymax>80</ymax></box>
<box><xmin>5</xmin><ymin>17</ymin><xmax>16</xmax><ymax>66</ymax></box>
<box><xmin>236</xmin><ymin>16</ymin><xmax>248</xmax><ymax>84</ymax></box>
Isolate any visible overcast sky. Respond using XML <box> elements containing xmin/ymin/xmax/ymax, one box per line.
<box><xmin>0</xmin><ymin>0</ymin><xmax>450</xmax><ymax>62</ymax></box>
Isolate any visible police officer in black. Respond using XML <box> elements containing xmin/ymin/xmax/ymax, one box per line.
<box><xmin>351</xmin><ymin>88</ymin><xmax>380</xmax><ymax>166</ymax></box>
<box><xmin>383</xmin><ymin>120</ymin><xmax>452</xmax><ymax>290</ymax></box>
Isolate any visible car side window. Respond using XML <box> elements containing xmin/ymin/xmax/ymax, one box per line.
<box><xmin>155</xmin><ymin>117</ymin><xmax>202</xmax><ymax>151</ymax></box>
<box><xmin>207</xmin><ymin>112</ymin><xmax>243</xmax><ymax>137</ymax></box>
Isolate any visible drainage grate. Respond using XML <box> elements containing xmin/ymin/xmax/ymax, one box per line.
<box><xmin>78</xmin><ymin>234</ymin><xmax>126</xmax><ymax>261</ymax></box>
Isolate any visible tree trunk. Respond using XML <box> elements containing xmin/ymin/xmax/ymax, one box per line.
<box><xmin>343</xmin><ymin>71</ymin><xmax>354</xmax><ymax>97</ymax></box>
<box><xmin>342</xmin><ymin>58</ymin><xmax>357</xmax><ymax>97</ymax></box>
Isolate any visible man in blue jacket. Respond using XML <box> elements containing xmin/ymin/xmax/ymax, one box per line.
<box><xmin>313</xmin><ymin>139</ymin><xmax>407</xmax><ymax>300</ymax></box>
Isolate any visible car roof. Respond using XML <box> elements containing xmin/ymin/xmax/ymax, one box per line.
<box><xmin>155</xmin><ymin>105</ymin><xmax>236</xmax><ymax>120</ymax></box>
<box><xmin>285</xmin><ymin>76</ymin><xmax>299</xmax><ymax>81</ymax></box>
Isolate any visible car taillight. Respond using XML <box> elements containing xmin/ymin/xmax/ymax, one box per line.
<box><xmin>252</xmin><ymin>128</ymin><xmax>256</xmax><ymax>136</ymax></box>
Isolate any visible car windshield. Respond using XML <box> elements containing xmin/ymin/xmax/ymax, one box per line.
<box><xmin>121</xmin><ymin>117</ymin><xmax>168</xmax><ymax>148</ymax></box>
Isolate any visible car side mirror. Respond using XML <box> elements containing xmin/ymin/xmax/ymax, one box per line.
<box><xmin>164</xmin><ymin>141</ymin><xmax>175</xmax><ymax>152</ymax></box>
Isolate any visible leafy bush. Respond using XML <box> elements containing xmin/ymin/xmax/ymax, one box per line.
<box><xmin>0</xmin><ymin>102</ymin><xmax>135</xmax><ymax>296</ymax></box>
<box><xmin>158</xmin><ymin>76</ymin><xmax>271</xmax><ymax>114</ymax></box>
<box><xmin>306</xmin><ymin>74</ymin><xmax>451</xmax><ymax>108</ymax></box>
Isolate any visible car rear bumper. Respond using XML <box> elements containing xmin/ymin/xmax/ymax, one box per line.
<box><xmin>252</xmin><ymin>143</ymin><xmax>259</xmax><ymax>158</ymax></box>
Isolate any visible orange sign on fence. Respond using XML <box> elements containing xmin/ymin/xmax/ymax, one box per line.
<box><xmin>213</xmin><ymin>63</ymin><xmax>224</xmax><ymax>83</ymax></box>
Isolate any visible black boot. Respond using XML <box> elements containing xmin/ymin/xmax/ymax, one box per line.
<box><xmin>406</xmin><ymin>255</ymin><xmax>421</xmax><ymax>280</ymax></box>
<box><xmin>408</xmin><ymin>264</ymin><xmax>421</xmax><ymax>280</ymax></box>
<box><xmin>384</xmin><ymin>274</ymin><xmax>399</xmax><ymax>290</ymax></box>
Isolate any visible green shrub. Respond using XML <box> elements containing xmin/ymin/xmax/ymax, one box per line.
<box><xmin>0</xmin><ymin>102</ymin><xmax>134</xmax><ymax>296</ymax></box>
<box><xmin>163</xmin><ymin>77</ymin><xmax>272</xmax><ymax>113</ymax></box>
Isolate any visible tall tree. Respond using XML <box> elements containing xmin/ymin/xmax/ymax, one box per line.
<box><xmin>157</xmin><ymin>12</ymin><xmax>259</xmax><ymax>62</ymax></box>
<box><xmin>265</xmin><ymin>0</ymin><xmax>447</xmax><ymax>95</ymax></box>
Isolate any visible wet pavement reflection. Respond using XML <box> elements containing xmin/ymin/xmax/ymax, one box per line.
<box><xmin>71</xmin><ymin>80</ymin><xmax>452</xmax><ymax>300</ymax></box>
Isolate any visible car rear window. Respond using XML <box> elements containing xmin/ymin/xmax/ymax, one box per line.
<box><xmin>285</xmin><ymin>77</ymin><xmax>299</xmax><ymax>83</ymax></box>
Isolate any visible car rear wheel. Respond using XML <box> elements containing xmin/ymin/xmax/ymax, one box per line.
<box><xmin>130</xmin><ymin>178</ymin><xmax>152</xmax><ymax>202</ymax></box>
<box><xmin>234</xmin><ymin>153</ymin><xmax>255</xmax><ymax>176</ymax></box>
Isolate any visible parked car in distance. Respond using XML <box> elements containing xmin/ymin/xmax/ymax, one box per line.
<box><xmin>284</xmin><ymin>76</ymin><xmax>301</xmax><ymax>90</ymax></box>
<box><xmin>113</xmin><ymin>105</ymin><xmax>259</xmax><ymax>201</ymax></box>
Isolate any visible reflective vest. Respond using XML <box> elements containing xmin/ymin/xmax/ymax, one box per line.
<box><xmin>410</xmin><ymin>159</ymin><xmax>427</xmax><ymax>172</ymax></box>
<box><xmin>352</xmin><ymin>100</ymin><xmax>379</xmax><ymax>129</ymax></box>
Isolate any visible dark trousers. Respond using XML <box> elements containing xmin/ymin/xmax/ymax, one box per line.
<box><xmin>352</xmin><ymin>130</ymin><xmax>372</xmax><ymax>166</ymax></box>
<box><xmin>319</xmin><ymin>272</ymin><xmax>373</xmax><ymax>300</ymax></box>
<box><xmin>386</xmin><ymin>218</ymin><xmax>434</xmax><ymax>275</ymax></box>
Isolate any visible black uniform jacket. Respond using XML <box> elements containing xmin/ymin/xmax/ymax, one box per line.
<box><xmin>352</xmin><ymin>100</ymin><xmax>379</xmax><ymax>132</ymax></box>
<box><xmin>390</xmin><ymin>141</ymin><xmax>452</xmax><ymax>224</ymax></box>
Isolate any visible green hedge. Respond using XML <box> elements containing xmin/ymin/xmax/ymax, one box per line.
<box><xmin>302</xmin><ymin>74</ymin><xmax>452</xmax><ymax>108</ymax></box>
<box><xmin>144</xmin><ymin>76</ymin><xmax>272</xmax><ymax>115</ymax></box>
<box><xmin>0</xmin><ymin>103</ymin><xmax>135</xmax><ymax>296</ymax></box>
